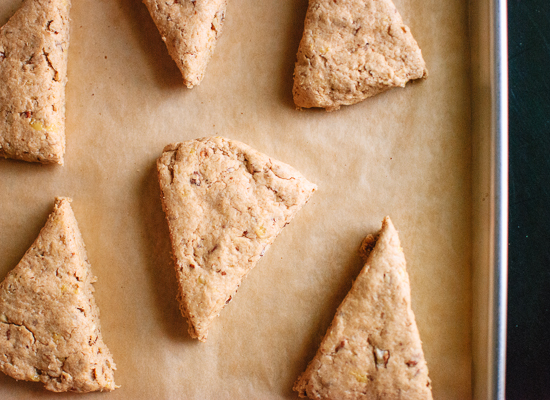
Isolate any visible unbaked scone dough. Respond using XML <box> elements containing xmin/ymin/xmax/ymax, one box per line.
<box><xmin>143</xmin><ymin>0</ymin><xmax>227</xmax><ymax>88</ymax></box>
<box><xmin>294</xmin><ymin>217</ymin><xmax>432</xmax><ymax>399</ymax></box>
<box><xmin>0</xmin><ymin>198</ymin><xmax>117</xmax><ymax>392</ymax></box>
<box><xmin>157</xmin><ymin>136</ymin><xmax>317</xmax><ymax>341</ymax></box>
<box><xmin>293</xmin><ymin>0</ymin><xmax>427</xmax><ymax>111</ymax></box>
<box><xmin>0</xmin><ymin>0</ymin><xmax>71</xmax><ymax>164</ymax></box>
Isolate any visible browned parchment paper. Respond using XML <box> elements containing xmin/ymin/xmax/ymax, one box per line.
<box><xmin>0</xmin><ymin>0</ymin><xmax>471</xmax><ymax>398</ymax></box>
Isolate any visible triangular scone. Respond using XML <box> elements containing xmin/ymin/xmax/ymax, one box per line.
<box><xmin>294</xmin><ymin>217</ymin><xmax>432</xmax><ymax>399</ymax></box>
<box><xmin>143</xmin><ymin>0</ymin><xmax>227</xmax><ymax>88</ymax></box>
<box><xmin>157</xmin><ymin>137</ymin><xmax>317</xmax><ymax>341</ymax></box>
<box><xmin>0</xmin><ymin>0</ymin><xmax>71</xmax><ymax>164</ymax></box>
<box><xmin>293</xmin><ymin>0</ymin><xmax>427</xmax><ymax>111</ymax></box>
<box><xmin>0</xmin><ymin>198</ymin><xmax>117</xmax><ymax>392</ymax></box>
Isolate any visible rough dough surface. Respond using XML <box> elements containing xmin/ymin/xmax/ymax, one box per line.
<box><xmin>0</xmin><ymin>198</ymin><xmax>117</xmax><ymax>392</ymax></box>
<box><xmin>293</xmin><ymin>0</ymin><xmax>427</xmax><ymax>111</ymax></box>
<box><xmin>143</xmin><ymin>0</ymin><xmax>227</xmax><ymax>88</ymax></box>
<box><xmin>157</xmin><ymin>136</ymin><xmax>317</xmax><ymax>341</ymax></box>
<box><xmin>294</xmin><ymin>217</ymin><xmax>432</xmax><ymax>400</ymax></box>
<box><xmin>0</xmin><ymin>0</ymin><xmax>70</xmax><ymax>164</ymax></box>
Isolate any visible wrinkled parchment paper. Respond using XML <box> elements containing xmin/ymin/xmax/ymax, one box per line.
<box><xmin>0</xmin><ymin>0</ymin><xmax>471</xmax><ymax>398</ymax></box>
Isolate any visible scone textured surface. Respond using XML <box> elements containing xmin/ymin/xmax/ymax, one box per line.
<box><xmin>143</xmin><ymin>0</ymin><xmax>227</xmax><ymax>88</ymax></box>
<box><xmin>294</xmin><ymin>217</ymin><xmax>432</xmax><ymax>400</ymax></box>
<box><xmin>0</xmin><ymin>0</ymin><xmax>71</xmax><ymax>164</ymax></box>
<box><xmin>157</xmin><ymin>136</ymin><xmax>317</xmax><ymax>341</ymax></box>
<box><xmin>293</xmin><ymin>0</ymin><xmax>427</xmax><ymax>111</ymax></box>
<box><xmin>0</xmin><ymin>198</ymin><xmax>117</xmax><ymax>392</ymax></box>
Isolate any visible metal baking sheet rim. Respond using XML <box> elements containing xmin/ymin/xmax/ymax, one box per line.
<box><xmin>471</xmin><ymin>0</ymin><xmax>508</xmax><ymax>399</ymax></box>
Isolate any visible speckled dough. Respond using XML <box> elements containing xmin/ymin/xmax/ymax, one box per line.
<box><xmin>143</xmin><ymin>0</ymin><xmax>227</xmax><ymax>88</ymax></box>
<box><xmin>0</xmin><ymin>198</ymin><xmax>117</xmax><ymax>392</ymax></box>
<box><xmin>0</xmin><ymin>0</ymin><xmax>70</xmax><ymax>164</ymax></box>
<box><xmin>293</xmin><ymin>0</ymin><xmax>427</xmax><ymax>111</ymax></box>
<box><xmin>294</xmin><ymin>217</ymin><xmax>432</xmax><ymax>399</ymax></box>
<box><xmin>157</xmin><ymin>136</ymin><xmax>317</xmax><ymax>341</ymax></box>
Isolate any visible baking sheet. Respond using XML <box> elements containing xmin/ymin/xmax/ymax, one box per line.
<box><xmin>0</xmin><ymin>0</ymin><xmax>472</xmax><ymax>398</ymax></box>
<box><xmin>471</xmin><ymin>0</ymin><xmax>508</xmax><ymax>398</ymax></box>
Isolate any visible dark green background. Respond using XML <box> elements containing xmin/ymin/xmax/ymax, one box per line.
<box><xmin>507</xmin><ymin>0</ymin><xmax>550</xmax><ymax>398</ymax></box>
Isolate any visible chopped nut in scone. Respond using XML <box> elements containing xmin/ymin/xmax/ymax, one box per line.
<box><xmin>143</xmin><ymin>0</ymin><xmax>227</xmax><ymax>88</ymax></box>
<box><xmin>293</xmin><ymin>0</ymin><xmax>428</xmax><ymax>111</ymax></box>
<box><xmin>0</xmin><ymin>0</ymin><xmax>71</xmax><ymax>164</ymax></box>
<box><xmin>157</xmin><ymin>136</ymin><xmax>317</xmax><ymax>341</ymax></box>
<box><xmin>0</xmin><ymin>198</ymin><xmax>117</xmax><ymax>392</ymax></box>
<box><xmin>294</xmin><ymin>217</ymin><xmax>432</xmax><ymax>399</ymax></box>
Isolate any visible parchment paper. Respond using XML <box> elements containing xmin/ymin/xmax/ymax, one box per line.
<box><xmin>0</xmin><ymin>0</ymin><xmax>472</xmax><ymax>398</ymax></box>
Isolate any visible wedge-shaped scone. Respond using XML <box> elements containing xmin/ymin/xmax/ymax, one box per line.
<box><xmin>0</xmin><ymin>0</ymin><xmax>71</xmax><ymax>164</ymax></box>
<box><xmin>294</xmin><ymin>217</ymin><xmax>432</xmax><ymax>399</ymax></box>
<box><xmin>158</xmin><ymin>136</ymin><xmax>316</xmax><ymax>341</ymax></box>
<box><xmin>0</xmin><ymin>198</ymin><xmax>116</xmax><ymax>392</ymax></box>
<box><xmin>294</xmin><ymin>0</ymin><xmax>427</xmax><ymax>111</ymax></box>
<box><xmin>143</xmin><ymin>0</ymin><xmax>227</xmax><ymax>88</ymax></box>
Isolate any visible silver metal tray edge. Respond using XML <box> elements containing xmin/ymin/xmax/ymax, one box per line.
<box><xmin>471</xmin><ymin>0</ymin><xmax>508</xmax><ymax>399</ymax></box>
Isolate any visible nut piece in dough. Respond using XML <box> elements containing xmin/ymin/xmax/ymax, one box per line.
<box><xmin>143</xmin><ymin>0</ymin><xmax>227</xmax><ymax>88</ymax></box>
<box><xmin>0</xmin><ymin>198</ymin><xmax>117</xmax><ymax>392</ymax></box>
<box><xmin>157</xmin><ymin>136</ymin><xmax>317</xmax><ymax>341</ymax></box>
<box><xmin>294</xmin><ymin>217</ymin><xmax>432</xmax><ymax>399</ymax></box>
<box><xmin>293</xmin><ymin>0</ymin><xmax>428</xmax><ymax>111</ymax></box>
<box><xmin>0</xmin><ymin>0</ymin><xmax>71</xmax><ymax>164</ymax></box>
